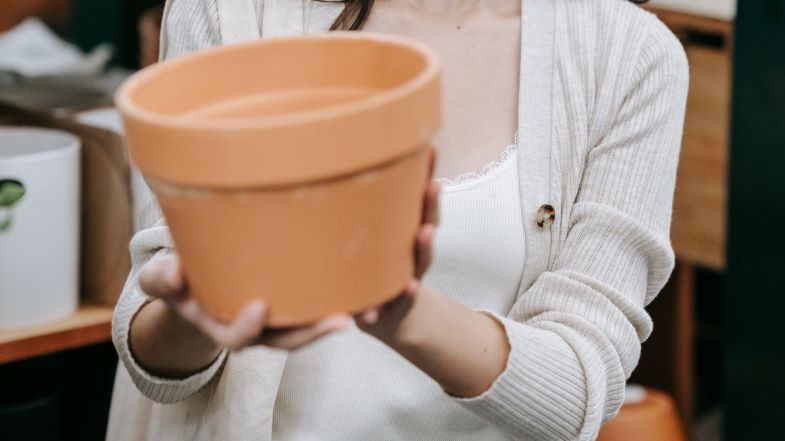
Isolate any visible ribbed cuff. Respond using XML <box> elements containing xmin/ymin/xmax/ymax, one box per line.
<box><xmin>452</xmin><ymin>313</ymin><xmax>586</xmax><ymax>441</ymax></box>
<box><xmin>112</xmin><ymin>288</ymin><xmax>228</xmax><ymax>404</ymax></box>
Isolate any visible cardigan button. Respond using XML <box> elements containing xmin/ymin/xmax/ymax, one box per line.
<box><xmin>536</xmin><ymin>204</ymin><xmax>556</xmax><ymax>228</ymax></box>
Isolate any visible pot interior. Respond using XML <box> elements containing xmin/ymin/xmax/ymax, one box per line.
<box><xmin>181</xmin><ymin>87</ymin><xmax>378</xmax><ymax>121</ymax></box>
<box><xmin>127</xmin><ymin>37</ymin><xmax>428</xmax><ymax>122</ymax></box>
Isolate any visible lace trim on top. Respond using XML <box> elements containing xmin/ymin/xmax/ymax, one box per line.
<box><xmin>437</xmin><ymin>132</ymin><xmax>519</xmax><ymax>187</ymax></box>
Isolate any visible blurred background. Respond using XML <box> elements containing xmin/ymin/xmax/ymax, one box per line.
<box><xmin>0</xmin><ymin>0</ymin><xmax>782</xmax><ymax>440</ymax></box>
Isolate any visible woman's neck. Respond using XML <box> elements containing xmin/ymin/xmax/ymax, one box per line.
<box><xmin>398</xmin><ymin>0</ymin><xmax>520</xmax><ymax>17</ymax></box>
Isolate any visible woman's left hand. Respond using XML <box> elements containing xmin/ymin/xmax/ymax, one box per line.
<box><xmin>356</xmin><ymin>149</ymin><xmax>440</xmax><ymax>341</ymax></box>
<box><xmin>356</xmin><ymin>150</ymin><xmax>509</xmax><ymax>397</ymax></box>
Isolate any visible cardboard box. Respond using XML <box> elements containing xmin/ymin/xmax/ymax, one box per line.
<box><xmin>0</xmin><ymin>102</ymin><xmax>132</xmax><ymax>306</ymax></box>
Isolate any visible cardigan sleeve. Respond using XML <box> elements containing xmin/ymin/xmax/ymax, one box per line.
<box><xmin>158</xmin><ymin>0</ymin><xmax>222</xmax><ymax>60</ymax></box>
<box><xmin>453</xmin><ymin>20</ymin><xmax>689</xmax><ymax>440</ymax></box>
<box><xmin>111</xmin><ymin>197</ymin><xmax>230</xmax><ymax>404</ymax></box>
<box><xmin>111</xmin><ymin>0</ymin><xmax>229</xmax><ymax>404</ymax></box>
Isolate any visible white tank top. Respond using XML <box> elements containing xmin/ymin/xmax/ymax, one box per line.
<box><xmin>273</xmin><ymin>144</ymin><xmax>525</xmax><ymax>440</ymax></box>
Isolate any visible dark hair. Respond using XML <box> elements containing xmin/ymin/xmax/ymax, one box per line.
<box><xmin>329</xmin><ymin>0</ymin><xmax>649</xmax><ymax>31</ymax></box>
<box><xmin>328</xmin><ymin>0</ymin><xmax>376</xmax><ymax>31</ymax></box>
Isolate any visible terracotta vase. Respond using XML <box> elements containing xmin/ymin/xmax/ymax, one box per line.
<box><xmin>598</xmin><ymin>387</ymin><xmax>687</xmax><ymax>441</ymax></box>
<box><xmin>116</xmin><ymin>33</ymin><xmax>442</xmax><ymax>327</ymax></box>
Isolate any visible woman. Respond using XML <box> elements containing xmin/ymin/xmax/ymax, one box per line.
<box><xmin>108</xmin><ymin>0</ymin><xmax>688</xmax><ymax>440</ymax></box>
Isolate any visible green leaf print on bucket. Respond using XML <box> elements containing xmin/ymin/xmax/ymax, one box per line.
<box><xmin>0</xmin><ymin>179</ymin><xmax>26</xmax><ymax>233</ymax></box>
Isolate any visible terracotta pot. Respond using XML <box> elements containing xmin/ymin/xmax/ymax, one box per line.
<box><xmin>598</xmin><ymin>387</ymin><xmax>687</xmax><ymax>441</ymax></box>
<box><xmin>116</xmin><ymin>33</ymin><xmax>442</xmax><ymax>327</ymax></box>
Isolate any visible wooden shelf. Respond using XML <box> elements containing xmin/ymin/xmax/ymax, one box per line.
<box><xmin>644</xmin><ymin>5</ymin><xmax>734</xmax><ymax>270</ymax></box>
<box><xmin>0</xmin><ymin>304</ymin><xmax>114</xmax><ymax>364</ymax></box>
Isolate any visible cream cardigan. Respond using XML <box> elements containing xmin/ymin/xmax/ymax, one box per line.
<box><xmin>107</xmin><ymin>0</ymin><xmax>689</xmax><ymax>440</ymax></box>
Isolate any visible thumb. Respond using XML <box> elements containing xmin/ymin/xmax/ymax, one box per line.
<box><xmin>138</xmin><ymin>255</ymin><xmax>187</xmax><ymax>300</ymax></box>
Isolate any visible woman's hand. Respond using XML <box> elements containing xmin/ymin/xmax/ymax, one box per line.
<box><xmin>356</xmin><ymin>150</ymin><xmax>441</xmax><ymax>341</ymax></box>
<box><xmin>130</xmin><ymin>148</ymin><xmax>438</xmax><ymax>378</ymax></box>
<box><xmin>130</xmin><ymin>256</ymin><xmax>352</xmax><ymax>378</ymax></box>
<box><xmin>139</xmin><ymin>256</ymin><xmax>353</xmax><ymax>350</ymax></box>
<box><xmin>355</xmin><ymin>150</ymin><xmax>509</xmax><ymax>398</ymax></box>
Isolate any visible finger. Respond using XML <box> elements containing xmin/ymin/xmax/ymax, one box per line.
<box><xmin>384</xmin><ymin>280</ymin><xmax>419</xmax><ymax>317</ymax></box>
<box><xmin>427</xmin><ymin>148</ymin><xmax>437</xmax><ymax>180</ymax></box>
<box><xmin>362</xmin><ymin>281</ymin><xmax>418</xmax><ymax>327</ymax></box>
<box><xmin>209</xmin><ymin>301</ymin><xmax>267</xmax><ymax>350</ymax></box>
<box><xmin>403</xmin><ymin>278</ymin><xmax>419</xmax><ymax>299</ymax></box>
<box><xmin>260</xmin><ymin>314</ymin><xmax>352</xmax><ymax>350</ymax></box>
<box><xmin>415</xmin><ymin>224</ymin><xmax>435</xmax><ymax>278</ymax></box>
<box><xmin>138</xmin><ymin>255</ymin><xmax>187</xmax><ymax>300</ymax></box>
<box><xmin>422</xmin><ymin>180</ymin><xmax>440</xmax><ymax>226</ymax></box>
<box><xmin>177</xmin><ymin>299</ymin><xmax>267</xmax><ymax>351</ymax></box>
<box><xmin>357</xmin><ymin>308</ymin><xmax>380</xmax><ymax>325</ymax></box>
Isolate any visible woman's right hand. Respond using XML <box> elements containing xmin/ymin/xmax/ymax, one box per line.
<box><xmin>131</xmin><ymin>255</ymin><xmax>351</xmax><ymax>378</ymax></box>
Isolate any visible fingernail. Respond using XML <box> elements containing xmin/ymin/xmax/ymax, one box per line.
<box><xmin>405</xmin><ymin>279</ymin><xmax>419</xmax><ymax>296</ymax></box>
<box><xmin>166</xmin><ymin>263</ymin><xmax>182</xmax><ymax>293</ymax></box>
<box><xmin>323</xmin><ymin>315</ymin><xmax>352</xmax><ymax>332</ymax></box>
<box><xmin>248</xmin><ymin>300</ymin><xmax>267</xmax><ymax>316</ymax></box>
<box><xmin>423</xmin><ymin>225</ymin><xmax>434</xmax><ymax>240</ymax></box>
<box><xmin>365</xmin><ymin>310</ymin><xmax>380</xmax><ymax>324</ymax></box>
<box><xmin>337</xmin><ymin>317</ymin><xmax>354</xmax><ymax>330</ymax></box>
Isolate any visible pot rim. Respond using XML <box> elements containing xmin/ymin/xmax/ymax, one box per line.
<box><xmin>147</xmin><ymin>145</ymin><xmax>427</xmax><ymax>191</ymax></box>
<box><xmin>115</xmin><ymin>32</ymin><xmax>441</xmax><ymax>133</ymax></box>
<box><xmin>0</xmin><ymin>127</ymin><xmax>80</xmax><ymax>164</ymax></box>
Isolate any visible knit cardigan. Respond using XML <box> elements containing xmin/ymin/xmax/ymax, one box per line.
<box><xmin>107</xmin><ymin>0</ymin><xmax>689</xmax><ymax>440</ymax></box>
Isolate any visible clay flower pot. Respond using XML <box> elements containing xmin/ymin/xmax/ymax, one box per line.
<box><xmin>598</xmin><ymin>387</ymin><xmax>687</xmax><ymax>441</ymax></box>
<box><xmin>116</xmin><ymin>33</ymin><xmax>441</xmax><ymax>327</ymax></box>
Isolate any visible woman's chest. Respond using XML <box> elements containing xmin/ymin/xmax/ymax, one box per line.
<box><xmin>363</xmin><ymin>1</ymin><xmax>521</xmax><ymax>179</ymax></box>
<box><xmin>425</xmin><ymin>147</ymin><xmax>525</xmax><ymax>312</ymax></box>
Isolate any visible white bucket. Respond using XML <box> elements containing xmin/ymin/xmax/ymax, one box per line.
<box><xmin>0</xmin><ymin>127</ymin><xmax>80</xmax><ymax>331</ymax></box>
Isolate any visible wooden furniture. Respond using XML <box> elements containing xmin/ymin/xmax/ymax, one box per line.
<box><xmin>633</xmin><ymin>6</ymin><xmax>734</xmax><ymax>436</ymax></box>
<box><xmin>646</xmin><ymin>6</ymin><xmax>735</xmax><ymax>271</ymax></box>
<box><xmin>139</xmin><ymin>4</ymin><xmax>165</xmax><ymax>67</ymax></box>
<box><xmin>0</xmin><ymin>0</ymin><xmax>71</xmax><ymax>32</ymax></box>
<box><xmin>0</xmin><ymin>304</ymin><xmax>113</xmax><ymax>364</ymax></box>
<box><xmin>631</xmin><ymin>264</ymin><xmax>695</xmax><ymax>427</ymax></box>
